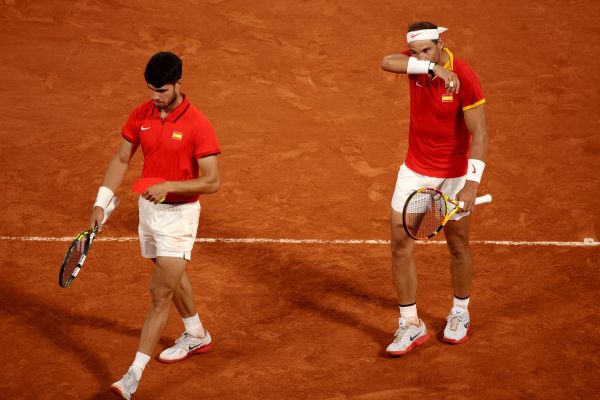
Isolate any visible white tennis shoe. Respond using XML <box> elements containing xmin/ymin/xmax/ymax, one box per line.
<box><xmin>158</xmin><ymin>331</ymin><xmax>213</xmax><ymax>363</ymax></box>
<box><xmin>110</xmin><ymin>367</ymin><xmax>140</xmax><ymax>400</ymax></box>
<box><xmin>443</xmin><ymin>306</ymin><xmax>471</xmax><ymax>344</ymax></box>
<box><xmin>386</xmin><ymin>318</ymin><xmax>429</xmax><ymax>356</ymax></box>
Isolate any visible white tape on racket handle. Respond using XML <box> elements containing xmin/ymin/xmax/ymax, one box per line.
<box><xmin>102</xmin><ymin>197</ymin><xmax>120</xmax><ymax>224</ymax></box>
<box><xmin>457</xmin><ymin>194</ymin><xmax>492</xmax><ymax>209</ymax></box>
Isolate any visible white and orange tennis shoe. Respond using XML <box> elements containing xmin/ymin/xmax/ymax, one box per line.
<box><xmin>443</xmin><ymin>306</ymin><xmax>471</xmax><ymax>344</ymax></box>
<box><xmin>110</xmin><ymin>367</ymin><xmax>140</xmax><ymax>400</ymax></box>
<box><xmin>158</xmin><ymin>331</ymin><xmax>213</xmax><ymax>363</ymax></box>
<box><xmin>386</xmin><ymin>318</ymin><xmax>430</xmax><ymax>356</ymax></box>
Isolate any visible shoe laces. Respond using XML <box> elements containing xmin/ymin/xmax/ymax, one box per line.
<box><xmin>175</xmin><ymin>332</ymin><xmax>203</xmax><ymax>348</ymax></box>
<box><xmin>393</xmin><ymin>318</ymin><xmax>409</xmax><ymax>343</ymax></box>
<box><xmin>122</xmin><ymin>369</ymin><xmax>138</xmax><ymax>389</ymax></box>
<box><xmin>447</xmin><ymin>307</ymin><xmax>465</xmax><ymax>331</ymax></box>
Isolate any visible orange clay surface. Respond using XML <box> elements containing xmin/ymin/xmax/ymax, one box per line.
<box><xmin>1</xmin><ymin>1</ymin><xmax>599</xmax><ymax>399</ymax></box>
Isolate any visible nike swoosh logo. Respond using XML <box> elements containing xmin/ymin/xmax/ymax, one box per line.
<box><xmin>416</xmin><ymin>81</ymin><xmax>423</xmax><ymax>87</ymax></box>
<box><xmin>471</xmin><ymin>164</ymin><xmax>476</xmax><ymax>173</ymax></box>
<box><xmin>409</xmin><ymin>330</ymin><xmax>423</xmax><ymax>341</ymax></box>
<box><xmin>188</xmin><ymin>343</ymin><xmax>203</xmax><ymax>351</ymax></box>
<box><xmin>141</xmin><ymin>126</ymin><xmax>151</xmax><ymax>131</ymax></box>
<box><xmin>464</xmin><ymin>322</ymin><xmax>470</xmax><ymax>329</ymax></box>
<box><xmin>411</xmin><ymin>32</ymin><xmax>422</xmax><ymax>38</ymax></box>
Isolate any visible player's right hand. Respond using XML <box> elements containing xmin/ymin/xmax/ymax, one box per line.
<box><xmin>433</xmin><ymin>65</ymin><xmax>460</xmax><ymax>94</ymax></box>
<box><xmin>90</xmin><ymin>206</ymin><xmax>105</xmax><ymax>232</ymax></box>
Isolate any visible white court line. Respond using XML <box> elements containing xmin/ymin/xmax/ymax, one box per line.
<box><xmin>0</xmin><ymin>236</ymin><xmax>598</xmax><ymax>247</ymax></box>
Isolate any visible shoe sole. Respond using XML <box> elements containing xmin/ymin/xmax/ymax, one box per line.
<box><xmin>110</xmin><ymin>384</ymin><xmax>130</xmax><ymax>400</ymax></box>
<box><xmin>158</xmin><ymin>342</ymin><xmax>213</xmax><ymax>363</ymax></box>
<box><xmin>387</xmin><ymin>333</ymin><xmax>430</xmax><ymax>357</ymax></box>
<box><xmin>443</xmin><ymin>325</ymin><xmax>471</xmax><ymax>344</ymax></box>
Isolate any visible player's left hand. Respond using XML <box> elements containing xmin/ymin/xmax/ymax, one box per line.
<box><xmin>144</xmin><ymin>182</ymin><xmax>170</xmax><ymax>204</ymax></box>
<box><xmin>432</xmin><ymin>65</ymin><xmax>460</xmax><ymax>94</ymax></box>
<box><xmin>456</xmin><ymin>181</ymin><xmax>479</xmax><ymax>212</ymax></box>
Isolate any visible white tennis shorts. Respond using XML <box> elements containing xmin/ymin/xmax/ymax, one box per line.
<box><xmin>391</xmin><ymin>163</ymin><xmax>470</xmax><ymax>221</ymax></box>
<box><xmin>138</xmin><ymin>197</ymin><xmax>201</xmax><ymax>260</ymax></box>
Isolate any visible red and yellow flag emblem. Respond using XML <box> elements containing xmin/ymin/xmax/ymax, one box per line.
<box><xmin>172</xmin><ymin>131</ymin><xmax>183</xmax><ymax>140</ymax></box>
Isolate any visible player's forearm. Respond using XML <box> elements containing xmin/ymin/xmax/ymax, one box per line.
<box><xmin>464</xmin><ymin>106</ymin><xmax>488</xmax><ymax>162</ymax></box>
<box><xmin>166</xmin><ymin>176</ymin><xmax>220</xmax><ymax>196</ymax></box>
<box><xmin>469</xmin><ymin>130</ymin><xmax>488</xmax><ymax>162</ymax></box>
<box><xmin>100</xmin><ymin>155</ymin><xmax>130</xmax><ymax>193</ymax></box>
<box><xmin>381</xmin><ymin>54</ymin><xmax>409</xmax><ymax>74</ymax></box>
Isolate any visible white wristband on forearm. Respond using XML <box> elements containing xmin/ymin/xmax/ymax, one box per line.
<box><xmin>94</xmin><ymin>186</ymin><xmax>114</xmax><ymax>210</ymax></box>
<box><xmin>407</xmin><ymin>57</ymin><xmax>432</xmax><ymax>75</ymax></box>
<box><xmin>466</xmin><ymin>159</ymin><xmax>486</xmax><ymax>183</ymax></box>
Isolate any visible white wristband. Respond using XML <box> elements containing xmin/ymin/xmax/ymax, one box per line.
<box><xmin>94</xmin><ymin>186</ymin><xmax>114</xmax><ymax>210</ymax></box>
<box><xmin>407</xmin><ymin>57</ymin><xmax>431</xmax><ymax>75</ymax></box>
<box><xmin>466</xmin><ymin>159</ymin><xmax>486</xmax><ymax>183</ymax></box>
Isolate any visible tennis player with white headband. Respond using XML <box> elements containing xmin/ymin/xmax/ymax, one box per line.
<box><xmin>381</xmin><ymin>21</ymin><xmax>489</xmax><ymax>355</ymax></box>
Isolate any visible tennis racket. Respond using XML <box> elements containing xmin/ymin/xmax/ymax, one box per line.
<box><xmin>58</xmin><ymin>196</ymin><xmax>119</xmax><ymax>288</ymax></box>
<box><xmin>402</xmin><ymin>188</ymin><xmax>492</xmax><ymax>240</ymax></box>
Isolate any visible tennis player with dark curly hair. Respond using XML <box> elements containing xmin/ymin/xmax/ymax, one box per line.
<box><xmin>381</xmin><ymin>21</ymin><xmax>489</xmax><ymax>356</ymax></box>
<box><xmin>88</xmin><ymin>51</ymin><xmax>220</xmax><ymax>398</ymax></box>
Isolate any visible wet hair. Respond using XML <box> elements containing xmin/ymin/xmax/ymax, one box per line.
<box><xmin>407</xmin><ymin>21</ymin><xmax>439</xmax><ymax>44</ymax></box>
<box><xmin>144</xmin><ymin>51</ymin><xmax>182</xmax><ymax>88</ymax></box>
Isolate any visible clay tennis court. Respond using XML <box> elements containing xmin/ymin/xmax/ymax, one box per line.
<box><xmin>1</xmin><ymin>1</ymin><xmax>599</xmax><ymax>399</ymax></box>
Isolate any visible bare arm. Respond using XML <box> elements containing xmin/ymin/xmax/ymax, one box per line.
<box><xmin>456</xmin><ymin>105</ymin><xmax>489</xmax><ymax>211</ymax></box>
<box><xmin>463</xmin><ymin>105</ymin><xmax>488</xmax><ymax>162</ymax></box>
<box><xmin>143</xmin><ymin>155</ymin><xmax>220</xmax><ymax>203</ymax></box>
<box><xmin>101</xmin><ymin>139</ymin><xmax>139</xmax><ymax>192</ymax></box>
<box><xmin>89</xmin><ymin>139</ymin><xmax>138</xmax><ymax>229</ymax></box>
<box><xmin>381</xmin><ymin>53</ymin><xmax>460</xmax><ymax>93</ymax></box>
<box><xmin>381</xmin><ymin>53</ymin><xmax>410</xmax><ymax>74</ymax></box>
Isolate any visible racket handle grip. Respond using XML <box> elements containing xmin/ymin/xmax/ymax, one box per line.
<box><xmin>457</xmin><ymin>194</ymin><xmax>492</xmax><ymax>209</ymax></box>
<box><xmin>475</xmin><ymin>194</ymin><xmax>492</xmax><ymax>205</ymax></box>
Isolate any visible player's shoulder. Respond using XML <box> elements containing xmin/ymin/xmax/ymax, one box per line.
<box><xmin>453</xmin><ymin>55</ymin><xmax>479</xmax><ymax>78</ymax></box>
<box><xmin>185</xmin><ymin>102</ymin><xmax>213</xmax><ymax>128</ymax></box>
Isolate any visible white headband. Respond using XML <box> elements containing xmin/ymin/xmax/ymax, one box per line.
<box><xmin>406</xmin><ymin>27</ymin><xmax>448</xmax><ymax>43</ymax></box>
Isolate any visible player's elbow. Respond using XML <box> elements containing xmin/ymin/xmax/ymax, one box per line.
<box><xmin>381</xmin><ymin>56</ymin><xmax>393</xmax><ymax>71</ymax></box>
<box><xmin>207</xmin><ymin>177</ymin><xmax>220</xmax><ymax>194</ymax></box>
<box><xmin>381</xmin><ymin>55</ymin><xmax>405</xmax><ymax>73</ymax></box>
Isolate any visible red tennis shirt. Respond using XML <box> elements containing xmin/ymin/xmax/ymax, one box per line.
<box><xmin>122</xmin><ymin>95</ymin><xmax>221</xmax><ymax>203</ymax></box>
<box><xmin>404</xmin><ymin>48</ymin><xmax>485</xmax><ymax>178</ymax></box>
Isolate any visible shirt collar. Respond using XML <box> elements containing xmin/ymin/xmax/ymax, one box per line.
<box><xmin>152</xmin><ymin>94</ymin><xmax>190</xmax><ymax>122</ymax></box>
<box><xmin>442</xmin><ymin>47</ymin><xmax>454</xmax><ymax>71</ymax></box>
<box><xmin>431</xmin><ymin>48</ymin><xmax>454</xmax><ymax>81</ymax></box>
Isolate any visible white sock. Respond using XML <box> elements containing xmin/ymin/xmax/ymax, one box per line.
<box><xmin>183</xmin><ymin>313</ymin><xmax>205</xmax><ymax>337</ymax></box>
<box><xmin>399</xmin><ymin>303</ymin><xmax>418</xmax><ymax>323</ymax></box>
<box><xmin>453</xmin><ymin>296</ymin><xmax>470</xmax><ymax>310</ymax></box>
<box><xmin>131</xmin><ymin>352</ymin><xmax>150</xmax><ymax>379</ymax></box>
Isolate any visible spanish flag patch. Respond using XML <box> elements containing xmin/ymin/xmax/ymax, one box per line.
<box><xmin>172</xmin><ymin>131</ymin><xmax>183</xmax><ymax>140</ymax></box>
<box><xmin>442</xmin><ymin>94</ymin><xmax>453</xmax><ymax>102</ymax></box>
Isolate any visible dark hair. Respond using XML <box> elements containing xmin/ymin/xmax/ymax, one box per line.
<box><xmin>407</xmin><ymin>21</ymin><xmax>439</xmax><ymax>44</ymax></box>
<box><xmin>144</xmin><ymin>51</ymin><xmax>182</xmax><ymax>88</ymax></box>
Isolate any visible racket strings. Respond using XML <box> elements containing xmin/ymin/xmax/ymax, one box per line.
<box><xmin>404</xmin><ymin>190</ymin><xmax>447</xmax><ymax>238</ymax></box>
<box><xmin>61</xmin><ymin>237</ymin><xmax>87</xmax><ymax>283</ymax></box>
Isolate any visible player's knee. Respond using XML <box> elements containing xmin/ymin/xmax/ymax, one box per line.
<box><xmin>446</xmin><ymin>238</ymin><xmax>470</xmax><ymax>259</ymax></box>
<box><xmin>150</xmin><ymin>287</ymin><xmax>174</xmax><ymax>311</ymax></box>
<box><xmin>390</xmin><ymin>238</ymin><xmax>413</xmax><ymax>259</ymax></box>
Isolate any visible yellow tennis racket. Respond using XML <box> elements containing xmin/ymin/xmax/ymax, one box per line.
<box><xmin>402</xmin><ymin>187</ymin><xmax>492</xmax><ymax>240</ymax></box>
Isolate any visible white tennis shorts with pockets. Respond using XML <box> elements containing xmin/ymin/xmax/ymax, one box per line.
<box><xmin>391</xmin><ymin>163</ymin><xmax>470</xmax><ymax>221</ymax></box>
<box><xmin>138</xmin><ymin>197</ymin><xmax>201</xmax><ymax>260</ymax></box>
